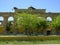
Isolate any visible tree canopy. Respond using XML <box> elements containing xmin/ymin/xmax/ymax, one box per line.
<box><xmin>15</xmin><ymin>13</ymin><xmax>47</xmax><ymax>30</ymax></box>
<box><xmin>14</xmin><ymin>12</ymin><xmax>48</xmax><ymax>35</ymax></box>
<box><xmin>52</xmin><ymin>15</ymin><xmax>60</xmax><ymax>29</ymax></box>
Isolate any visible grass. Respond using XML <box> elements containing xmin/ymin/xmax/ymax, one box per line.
<box><xmin>0</xmin><ymin>40</ymin><xmax>60</xmax><ymax>44</ymax></box>
<box><xmin>0</xmin><ymin>35</ymin><xmax>60</xmax><ymax>44</ymax></box>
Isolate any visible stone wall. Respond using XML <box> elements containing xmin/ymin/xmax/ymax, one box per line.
<box><xmin>0</xmin><ymin>7</ymin><xmax>60</xmax><ymax>34</ymax></box>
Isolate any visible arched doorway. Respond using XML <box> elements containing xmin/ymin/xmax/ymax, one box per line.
<box><xmin>7</xmin><ymin>16</ymin><xmax>14</xmax><ymax>34</ymax></box>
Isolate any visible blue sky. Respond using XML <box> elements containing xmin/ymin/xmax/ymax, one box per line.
<box><xmin>0</xmin><ymin>0</ymin><xmax>60</xmax><ymax>12</ymax></box>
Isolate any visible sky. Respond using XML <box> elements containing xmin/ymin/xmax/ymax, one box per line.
<box><xmin>0</xmin><ymin>0</ymin><xmax>60</xmax><ymax>12</ymax></box>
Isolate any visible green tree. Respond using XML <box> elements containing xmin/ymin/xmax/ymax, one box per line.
<box><xmin>36</xmin><ymin>17</ymin><xmax>47</xmax><ymax>35</ymax></box>
<box><xmin>5</xmin><ymin>21</ymin><xmax>12</xmax><ymax>34</ymax></box>
<box><xmin>52</xmin><ymin>15</ymin><xmax>60</xmax><ymax>29</ymax></box>
<box><xmin>15</xmin><ymin>12</ymin><xmax>47</xmax><ymax>35</ymax></box>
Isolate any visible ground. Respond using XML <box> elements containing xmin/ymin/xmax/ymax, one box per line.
<box><xmin>0</xmin><ymin>35</ymin><xmax>60</xmax><ymax>45</ymax></box>
<box><xmin>0</xmin><ymin>44</ymin><xmax>60</xmax><ymax>45</ymax></box>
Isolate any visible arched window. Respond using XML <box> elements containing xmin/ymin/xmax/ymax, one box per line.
<box><xmin>0</xmin><ymin>22</ymin><xmax>2</xmax><ymax>25</ymax></box>
<box><xmin>0</xmin><ymin>16</ymin><xmax>4</xmax><ymax>21</ymax></box>
<box><xmin>0</xmin><ymin>16</ymin><xmax>4</xmax><ymax>25</ymax></box>
<box><xmin>8</xmin><ymin>16</ymin><xmax>14</xmax><ymax>21</ymax></box>
<box><xmin>46</xmin><ymin>17</ymin><xmax>52</xmax><ymax>22</ymax></box>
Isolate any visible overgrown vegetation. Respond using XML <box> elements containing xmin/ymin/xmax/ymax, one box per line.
<box><xmin>4</xmin><ymin>11</ymin><xmax>60</xmax><ymax>35</ymax></box>
<box><xmin>15</xmin><ymin>12</ymin><xmax>47</xmax><ymax>35</ymax></box>
<box><xmin>5</xmin><ymin>21</ymin><xmax>12</xmax><ymax>33</ymax></box>
<box><xmin>52</xmin><ymin>15</ymin><xmax>60</xmax><ymax>29</ymax></box>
